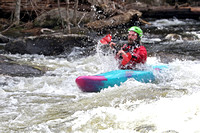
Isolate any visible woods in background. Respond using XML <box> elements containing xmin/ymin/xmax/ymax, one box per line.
<box><xmin>0</xmin><ymin>0</ymin><xmax>200</xmax><ymax>35</ymax></box>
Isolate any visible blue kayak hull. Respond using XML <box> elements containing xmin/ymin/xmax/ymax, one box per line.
<box><xmin>76</xmin><ymin>65</ymin><xmax>168</xmax><ymax>92</ymax></box>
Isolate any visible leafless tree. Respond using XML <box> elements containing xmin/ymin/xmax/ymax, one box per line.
<box><xmin>73</xmin><ymin>0</ymin><xmax>78</xmax><ymax>26</ymax></box>
<box><xmin>65</xmin><ymin>0</ymin><xmax>71</xmax><ymax>33</ymax></box>
<box><xmin>57</xmin><ymin>0</ymin><xmax>64</xmax><ymax>31</ymax></box>
<box><xmin>14</xmin><ymin>0</ymin><xmax>21</xmax><ymax>25</ymax></box>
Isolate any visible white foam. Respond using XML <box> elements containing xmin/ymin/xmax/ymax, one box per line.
<box><xmin>150</xmin><ymin>18</ymin><xmax>186</xmax><ymax>27</ymax></box>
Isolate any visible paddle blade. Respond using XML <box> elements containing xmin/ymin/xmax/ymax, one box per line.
<box><xmin>121</xmin><ymin>53</ymin><xmax>132</xmax><ymax>65</ymax></box>
<box><xmin>100</xmin><ymin>34</ymin><xmax>112</xmax><ymax>44</ymax></box>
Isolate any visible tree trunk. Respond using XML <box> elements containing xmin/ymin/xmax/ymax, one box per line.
<box><xmin>65</xmin><ymin>0</ymin><xmax>71</xmax><ymax>33</ymax></box>
<box><xmin>57</xmin><ymin>0</ymin><xmax>64</xmax><ymax>31</ymax></box>
<box><xmin>86</xmin><ymin>9</ymin><xmax>142</xmax><ymax>29</ymax></box>
<box><xmin>14</xmin><ymin>0</ymin><xmax>21</xmax><ymax>25</ymax></box>
<box><xmin>73</xmin><ymin>0</ymin><xmax>78</xmax><ymax>26</ymax></box>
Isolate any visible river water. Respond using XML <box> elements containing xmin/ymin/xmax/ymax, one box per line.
<box><xmin>1</xmin><ymin>18</ymin><xmax>200</xmax><ymax>133</ymax></box>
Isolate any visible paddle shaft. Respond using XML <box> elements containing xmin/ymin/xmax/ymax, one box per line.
<box><xmin>100</xmin><ymin>34</ymin><xmax>134</xmax><ymax>65</ymax></box>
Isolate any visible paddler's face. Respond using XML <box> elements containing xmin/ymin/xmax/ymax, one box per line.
<box><xmin>128</xmin><ymin>31</ymin><xmax>138</xmax><ymax>44</ymax></box>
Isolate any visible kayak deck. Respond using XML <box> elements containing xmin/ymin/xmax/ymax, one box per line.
<box><xmin>76</xmin><ymin>65</ymin><xmax>168</xmax><ymax>92</ymax></box>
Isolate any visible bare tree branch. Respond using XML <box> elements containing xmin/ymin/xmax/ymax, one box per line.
<box><xmin>77</xmin><ymin>13</ymin><xmax>86</xmax><ymax>27</ymax></box>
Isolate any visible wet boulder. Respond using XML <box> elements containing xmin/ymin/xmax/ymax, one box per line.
<box><xmin>4</xmin><ymin>33</ymin><xmax>96</xmax><ymax>56</ymax></box>
<box><xmin>0</xmin><ymin>34</ymin><xmax>9</xmax><ymax>43</ymax></box>
<box><xmin>165</xmin><ymin>33</ymin><xmax>199</xmax><ymax>41</ymax></box>
<box><xmin>5</xmin><ymin>36</ymin><xmax>64</xmax><ymax>55</ymax></box>
<box><xmin>0</xmin><ymin>62</ymin><xmax>44</xmax><ymax>77</ymax></box>
<box><xmin>165</xmin><ymin>34</ymin><xmax>182</xmax><ymax>41</ymax></box>
<box><xmin>0</xmin><ymin>55</ymin><xmax>45</xmax><ymax>77</ymax></box>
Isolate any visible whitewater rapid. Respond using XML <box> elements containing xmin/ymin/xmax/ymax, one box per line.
<box><xmin>1</xmin><ymin>52</ymin><xmax>200</xmax><ymax>132</ymax></box>
<box><xmin>1</xmin><ymin>18</ymin><xmax>200</xmax><ymax>132</ymax></box>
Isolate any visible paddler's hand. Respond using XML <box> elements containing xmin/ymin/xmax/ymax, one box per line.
<box><xmin>117</xmin><ymin>50</ymin><xmax>126</xmax><ymax>56</ymax></box>
<box><xmin>109</xmin><ymin>42</ymin><xmax>116</xmax><ymax>49</ymax></box>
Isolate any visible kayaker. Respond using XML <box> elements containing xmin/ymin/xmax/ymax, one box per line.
<box><xmin>109</xmin><ymin>26</ymin><xmax>147</xmax><ymax>69</ymax></box>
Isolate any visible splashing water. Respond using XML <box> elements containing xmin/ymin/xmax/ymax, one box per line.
<box><xmin>1</xmin><ymin>18</ymin><xmax>200</xmax><ymax>132</ymax></box>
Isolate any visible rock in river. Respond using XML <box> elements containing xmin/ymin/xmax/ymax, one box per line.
<box><xmin>0</xmin><ymin>34</ymin><xmax>9</xmax><ymax>43</ymax></box>
<box><xmin>0</xmin><ymin>55</ymin><xmax>45</xmax><ymax>77</ymax></box>
<box><xmin>4</xmin><ymin>33</ymin><xmax>96</xmax><ymax>56</ymax></box>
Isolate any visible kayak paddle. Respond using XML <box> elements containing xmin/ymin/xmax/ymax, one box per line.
<box><xmin>100</xmin><ymin>34</ymin><xmax>132</xmax><ymax>66</ymax></box>
<box><xmin>100</xmin><ymin>34</ymin><xmax>112</xmax><ymax>45</ymax></box>
<box><xmin>100</xmin><ymin>34</ymin><xmax>118</xmax><ymax>50</ymax></box>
